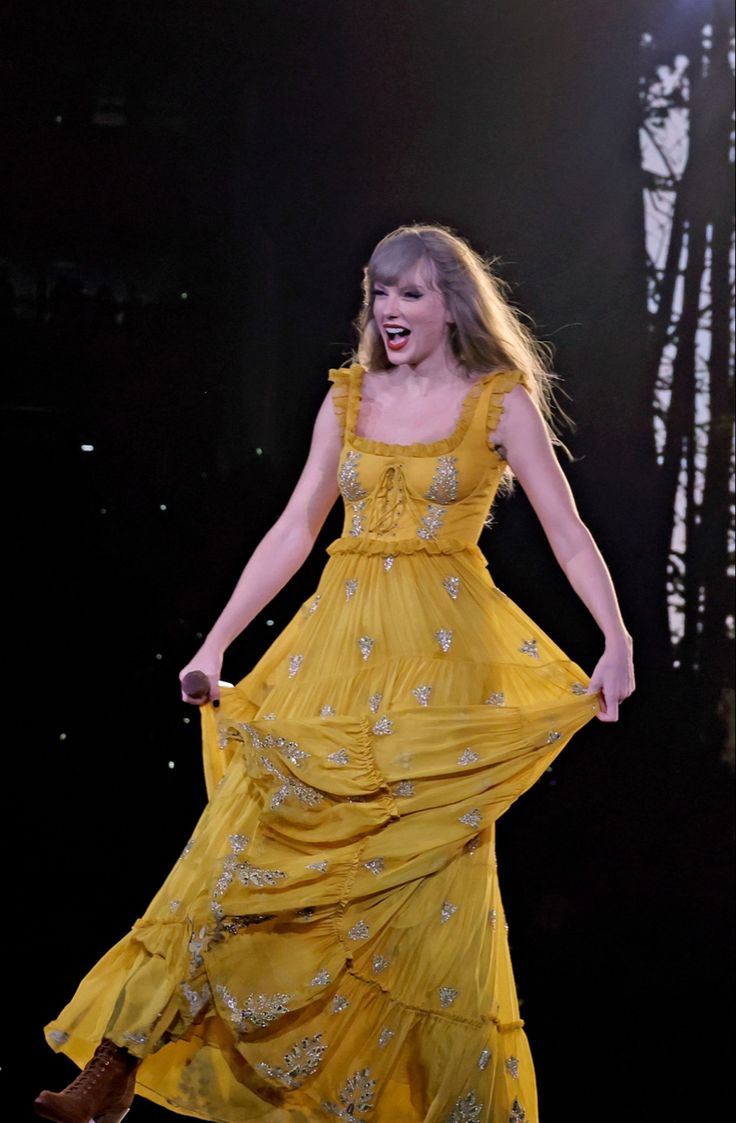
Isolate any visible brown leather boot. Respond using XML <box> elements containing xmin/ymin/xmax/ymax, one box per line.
<box><xmin>34</xmin><ymin>1038</ymin><xmax>139</xmax><ymax>1123</ymax></box>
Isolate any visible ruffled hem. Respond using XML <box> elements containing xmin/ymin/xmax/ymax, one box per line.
<box><xmin>325</xmin><ymin>535</ymin><xmax>488</xmax><ymax>561</ymax></box>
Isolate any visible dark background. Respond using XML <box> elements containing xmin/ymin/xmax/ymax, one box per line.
<box><xmin>2</xmin><ymin>0</ymin><xmax>733</xmax><ymax>1119</ymax></box>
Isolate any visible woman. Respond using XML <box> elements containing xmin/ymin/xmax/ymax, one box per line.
<box><xmin>36</xmin><ymin>224</ymin><xmax>634</xmax><ymax>1123</ymax></box>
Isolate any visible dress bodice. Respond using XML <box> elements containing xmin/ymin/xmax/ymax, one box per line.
<box><xmin>326</xmin><ymin>363</ymin><xmax>529</xmax><ymax>559</ymax></box>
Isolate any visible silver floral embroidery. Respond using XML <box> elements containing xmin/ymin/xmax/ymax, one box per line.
<box><xmin>489</xmin><ymin>908</ymin><xmax>497</xmax><ymax>929</ymax></box>
<box><xmin>478</xmin><ymin>1047</ymin><xmax>492</xmax><ymax>1070</ymax></box>
<box><xmin>122</xmin><ymin>1028</ymin><xmax>149</xmax><ymax>1046</ymax></box>
<box><xmin>347</xmin><ymin>919</ymin><xmax>370</xmax><ymax>941</ymax></box>
<box><xmin>435</xmin><ymin>628</ymin><xmax>453</xmax><ymax>653</ymax></box>
<box><xmin>372</xmin><ymin>954</ymin><xmax>391</xmax><ymax>974</ymax></box>
<box><xmin>372</xmin><ymin>715</ymin><xmax>394</xmax><ymax>736</ymax></box>
<box><xmin>465</xmin><ymin>835</ymin><xmax>481</xmax><ymax>855</ymax></box>
<box><xmin>288</xmin><ymin>654</ymin><xmax>304</xmax><ymax>678</ymax></box>
<box><xmin>211</xmin><ymin>900</ymin><xmax>224</xmax><ymax>920</ymax></box>
<box><xmin>368</xmin><ymin>692</ymin><xmax>383</xmax><ymax>713</ymax></box>
<box><xmin>442</xmin><ymin>575</ymin><xmax>461</xmax><ymax>600</ymax></box>
<box><xmin>349</xmin><ymin>500</ymin><xmax>366</xmax><ymax>537</ymax></box>
<box><xmin>306</xmin><ymin>859</ymin><xmax>329</xmax><ymax>872</ymax></box>
<box><xmin>458</xmin><ymin>747</ymin><xmax>479</xmax><ymax>766</ymax></box>
<box><xmin>322</xmin><ymin>1068</ymin><xmax>376</xmax><ymax>1119</ymax></box>
<box><xmin>230</xmin><ymin>834</ymin><xmax>248</xmax><ymax>853</ymax></box>
<box><xmin>509</xmin><ymin>1099</ymin><xmax>527</xmax><ymax>1123</ymax></box>
<box><xmin>320</xmin><ymin>704</ymin><xmax>337</xmax><ymax>717</ymax></box>
<box><xmin>440</xmin><ymin>901</ymin><xmax>458</xmax><ymax>924</ymax></box>
<box><xmin>181</xmin><ymin>982</ymin><xmax>211</xmax><ymax>1017</ymax></box>
<box><xmin>485</xmin><ymin>692</ymin><xmax>505</xmax><ymax>706</ymax></box>
<box><xmin>426</xmin><ymin>455</ymin><xmax>459</xmax><ymax>503</ymax></box>
<box><xmin>358</xmin><ymin>635</ymin><xmax>375</xmax><ymax>661</ymax></box>
<box><xmin>259</xmin><ymin>756</ymin><xmax>323</xmax><ymax>808</ymax></box>
<box><xmin>505</xmin><ymin>1056</ymin><xmax>520</xmax><ymax>1080</ymax></box>
<box><xmin>438</xmin><ymin>986</ymin><xmax>459</xmax><ymax>1008</ymax></box>
<box><xmin>331</xmin><ymin>994</ymin><xmax>350</xmax><ymax>1014</ymax></box>
<box><xmin>546</xmin><ymin>730</ymin><xmax>562</xmax><ymax>743</ymax></box>
<box><xmin>304</xmin><ymin>595</ymin><xmax>321</xmax><ymax>616</ymax></box>
<box><xmin>570</xmin><ymin>681</ymin><xmax>587</xmax><ymax>695</ymax></box>
<box><xmin>169</xmin><ymin>899</ymin><xmax>182</xmax><ymax>913</ymax></box>
<box><xmin>236</xmin><ymin>724</ymin><xmax>310</xmax><ymax>767</ymax></box>
<box><xmin>459</xmin><ymin>808</ymin><xmax>483</xmax><ymax>828</ymax></box>
<box><xmin>377</xmin><ymin>1027</ymin><xmax>395</xmax><ymax>1047</ymax></box>
<box><xmin>417</xmin><ymin>503</ymin><xmax>446</xmax><ymax>540</ymax></box>
<box><xmin>311</xmin><ymin>969</ymin><xmax>332</xmax><ymax>986</ymax></box>
<box><xmin>216</xmin><ymin>984</ymin><xmax>292</xmax><ymax>1033</ymax></box>
<box><xmin>444</xmin><ymin>1090</ymin><xmax>484</xmax><ymax>1122</ymax></box>
<box><xmin>327</xmin><ymin>748</ymin><xmax>349</xmax><ymax>766</ymax></box>
<box><xmin>338</xmin><ymin>451</ymin><xmax>368</xmax><ymax>502</ymax></box>
<box><xmin>393</xmin><ymin>780</ymin><xmax>415</xmax><ymax>798</ymax></box>
<box><xmin>50</xmin><ymin>1030</ymin><xmax>70</xmax><ymax>1046</ymax></box>
<box><xmin>363</xmin><ymin>857</ymin><xmax>385</xmax><ymax>876</ymax></box>
<box><xmin>345</xmin><ymin>578</ymin><xmax>359</xmax><ymax>601</ymax></box>
<box><xmin>179</xmin><ymin>837</ymin><xmax>196</xmax><ymax>860</ymax></box>
<box><xmin>255</xmin><ymin>1033</ymin><xmax>328</xmax><ymax>1089</ymax></box>
<box><xmin>411</xmin><ymin>684</ymin><xmax>433</xmax><ymax>706</ymax></box>
<box><xmin>383</xmin><ymin>554</ymin><xmax>395</xmax><ymax>571</ymax></box>
<box><xmin>237</xmin><ymin>861</ymin><xmax>288</xmax><ymax>889</ymax></box>
<box><xmin>188</xmin><ymin>926</ymin><xmax>208</xmax><ymax>973</ymax></box>
<box><xmin>518</xmin><ymin>639</ymin><xmax>539</xmax><ymax>659</ymax></box>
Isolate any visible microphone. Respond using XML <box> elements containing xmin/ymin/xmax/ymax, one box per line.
<box><xmin>181</xmin><ymin>670</ymin><xmax>211</xmax><ymax>702</ymax></box>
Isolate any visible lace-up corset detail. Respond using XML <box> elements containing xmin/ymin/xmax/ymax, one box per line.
<box><xmin>328</xmin><ymin>364</ymin><xmax>530</xmax><ymax>555</ymax></box>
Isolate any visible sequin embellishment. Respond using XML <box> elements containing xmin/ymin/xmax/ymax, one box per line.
<box><xmin>327</xmin><ymin>748</ymin><xmax>349</xmax><ymax>766</ymax></box>
<box><xmin>306</xmin><ymin>859</ymin><xmax>329</xmax><ymax>872</ymax></box>
<box><xmin>363</xmin><ymin>857</ymin><xmax>385</xmax><ymax>876</ymax></box>
<box><xmin>311</xmin><ymin>969</ymin><xmax>331</xmax><ymax>986</ymax></box>
<box><xmin>288</xmin><ymin>655</ymin><xmax>304</xmax><ymax>678</ymax></box>
<box><xmin>505</xmin><ymin>1056</ymin><xmax>520</xmax><ymax>1080</ymax></box>
<box><xmin>485</xmin><ymin>692</ymin><xmax>505</xmax><ymax>706</ymax></box>
<box><xmin>417</xmin><ymin>503</ymin><xmax>447</xmax><ymax>540</ymax></box>
<box><xmin>509</xmin><ymin>1100</ymin><xmax>528</xmax><ymax>1122</ymax></box>
<box><xmin>478</xmin><ymin>1047</ymin><xmax>492</xmax><ymax>1070</ymax></box>
<box><xmin>372</xmin><ymin>715</ymin><xmax>394</xmax><ymax>736</ymax></box>
<box><xmin>345</xmin><ymin>579</ymin><xmax>359</xmax><ymax>601</ymax></box>
<box><xmin>358</xmin><ymin>635</ymin><xmax>375</xmax><ymax>661</ymax></box>
<box><xmin>440</xmin><ymin>901</ymin><xmax>458</xmax><ymax>924</ymax></box>
<box><xmin>442</xmin><ymin>575</ymin><xmax>461</xmax><ymax>599</ymax></box>
<box><xmin>411</xmin><ymin>684</ymin><xmax>433</xmax><ymax>706</ymax></box>
<box><xmin>320</xmin><ymin>704</ymin><xmax>336</xmax><ymax>717</ymax></box>
<box><xmin>304</xmin><ymin>595</ymin><xmax>321</xmax><ymax>616</ymax></box>
<box><xmin>519</xmin><ymin>639</ymin><xmax>539</xmax><ymax>659</ymax></box>
<box><xmin>426</xmin><ymin>455</ymin><xmax>459</xmax><ymax>503</ymax></box>
<box><xmin>383</xmin><ymin>555</ymin><xmax>395</xmax><ymax>571</ymax></box>
<box><xmin>368</xmin><ymin>692</ymin><xmax>383</xmax><ymax>713</ymax></box>
<box><xmin>338</xmin><ymin>451</ymin><xmax>367</xmax><ymax>503</ymax></box>
<box><xmin>435</xmin><ymin>628</ymin><xmax>453</xmax><ymax>653</ymax></box>
<box><xmin>460</xmin><ymin>809</ymin><xmax>483</xmax><ymax>828</ymax></box>
<box><xmin>570</xmin><ymin>681</ymin><xmax>587</xmax><ymax>694</ymax></box>
<box><xmin>347</xmin><ymin>919</ymin><xmax>370</xmax><ymax>941</ymax></box>
<box><xmin>259</xmin><ymin>756</ymin><xmax>323</xmax><ymax>808</ymax></box>
<box><xmin>458</xmin><ymin>747</ymin><xmax>480</xmax><ymax>766</ymax></box>
<box><xmin>393</xmin><ymin>780</ymin><xmax>415</xmax><ymax>798</ymax></box>
<box><xmin>50</xmin><ymin>1030</ymin><xmax>70</xmax><ymax>1046</ymax></box>
<box><xmin>322</xmin><ymin>1068</ymin><xmax>376</xmax><ymax>1119</ymax></box>
<box><xmin>237</xmin><ymin>724</ymin><xmax>310</xmax><ymax>767</ymax></box>
<box><xmin>372</xmin><ymin>954</ymin><xmax>391</xmax><ymax>974</ymax></box>
<box><xmin>444</xmin><ymin>1090</ymin><xmax>484</xmax><ymax>1122</ymax></box>
<box><xmin>546</xmin><ymin>730</ymin><xmax>562</xmax><ymax>743</ymax></box>
<box><xmin>255</xmin><ymin>1033</ymin><xmax>328</xmax><ymax>1089</ymax></box>
<box><xmin>215</xmin><ymin>985</ymin><xmax>292</xmax><ymax>1033</ymax></box>
<box><xmin>377</xmin><ymin>1027</ymin><xmax>395</xmax><ymax>1047</ymax></box>
<box><xmin>438</xmin><ymin>986</ymin><xmax>459</xmax><ymax>1008</ymax></box>
<box><xmin>331</xmin><ymin>995</ymin><xmax>350</xmax><ymax>1014</ymax></box>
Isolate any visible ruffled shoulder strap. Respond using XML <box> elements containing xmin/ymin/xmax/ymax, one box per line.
<box><xmin>485</xmin><ymin>369</ymin><xmax>531</xmax><ymax>441</ymax></box>
<box><xmin>327</xmin><ymin>363</ymin><xmax>362</xmax><ymax>440</ymax></box>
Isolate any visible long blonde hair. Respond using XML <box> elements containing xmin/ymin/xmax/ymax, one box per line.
<box><xmin>353</xmin><ymin>224</ymin><xmax>575</xmax><ymax>481</ymax></box>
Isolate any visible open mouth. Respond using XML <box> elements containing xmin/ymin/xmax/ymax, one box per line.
<box><xmin>384</xmin><ymin>326</ymin><xmax>411</xmax><ymax>351</ymax></box>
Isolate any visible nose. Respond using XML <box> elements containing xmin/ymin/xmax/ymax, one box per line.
<box><xmin>383</xmin><ymin>293</ymin><xmax>400</xmax><ymax>318</ymax></box>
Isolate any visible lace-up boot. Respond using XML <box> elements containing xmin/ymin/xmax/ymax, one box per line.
<box><xmin>34</xmin><ymin>1037</ymin><xmax>138</xmax><ymax>1123</ymax></box>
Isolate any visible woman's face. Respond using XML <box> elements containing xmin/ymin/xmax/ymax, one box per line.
<box><xmin>371</xmin><ymin>263</ymin><xmax>453</xmax><ymax>368</ymax></box>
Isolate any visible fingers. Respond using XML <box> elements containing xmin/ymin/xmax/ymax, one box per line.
<box><xmin>180</xmin><ymin>670</ymin><xmax>220</xmax><ymax>708</ymax></box>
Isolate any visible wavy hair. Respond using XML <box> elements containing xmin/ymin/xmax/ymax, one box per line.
<box><xmin>352</xmin><ymin>224</ymin><xmax>575</xmax><ymax>485</ymax></box>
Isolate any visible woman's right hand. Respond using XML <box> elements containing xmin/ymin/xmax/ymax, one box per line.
<box><xmin>179</xmin><ymin>646</ymin><xmax>224</xmax><ymax>706</ymax></box>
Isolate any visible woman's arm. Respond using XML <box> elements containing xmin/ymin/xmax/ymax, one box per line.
<box><xmin>492</xmin><ymin>385</ymin><xmax>635</xmax><ymax>722</ymax></box>
<box><xmin>179</xmin><ymin>389</ymin><xmax>343</xmax><ymax>703</ymax></box>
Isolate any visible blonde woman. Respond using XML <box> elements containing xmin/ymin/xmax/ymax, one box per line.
<box><xmin>36</xmin><ymin>224</ymin><xmax>634</xmax><ymax>1122</ymax></box>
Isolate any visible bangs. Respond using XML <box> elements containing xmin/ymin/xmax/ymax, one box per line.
<box><xmin>368</xmin><ymin>233</ymin><xmax>437</xmax><ymax>289</ymax></box>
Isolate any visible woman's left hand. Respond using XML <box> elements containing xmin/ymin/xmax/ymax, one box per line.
<box><xmin>587</xmin><ymin>634</ymin><xmax>635</xmax><ymax>722</ymax></box>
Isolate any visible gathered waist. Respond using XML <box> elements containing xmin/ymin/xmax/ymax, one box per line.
<box><xmin>326</xmin><ymin>535</ymin><xmax>487</xmax><ymax>563</ymax></box>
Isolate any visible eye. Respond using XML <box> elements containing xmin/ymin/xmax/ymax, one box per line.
<box><xmin>402</xmin><ymin>290</ymin><xmax>422</xmax><ymax>299</ymax></box>
<box><xmin>371</xmin><ymin>289</ymin><xmax>386</xmax><ymax>298</ymax></box>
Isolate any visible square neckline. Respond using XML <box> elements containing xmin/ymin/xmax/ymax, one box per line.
<box><xmin>346</xmin><ymin>365</ymin><xmax>503</xmax><ymax>459</ymax></box>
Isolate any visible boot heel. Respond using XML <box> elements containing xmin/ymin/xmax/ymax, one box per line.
<box><xmin>96</xmin><ymin>1111</ymin><xmax>130</xmax><ymax>1123</ymax></box>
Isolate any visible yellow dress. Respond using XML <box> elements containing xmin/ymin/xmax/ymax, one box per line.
<box><xmin>45</xmin><ymin>365</ymin><xmax>600</xmax><ymax>1122</ymax></box>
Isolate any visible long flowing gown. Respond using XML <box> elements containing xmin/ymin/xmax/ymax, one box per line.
<box><xmin>44</xmin><ymin>364</ymin><xmax>600</xmax><ymax>1122</ymax></box>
